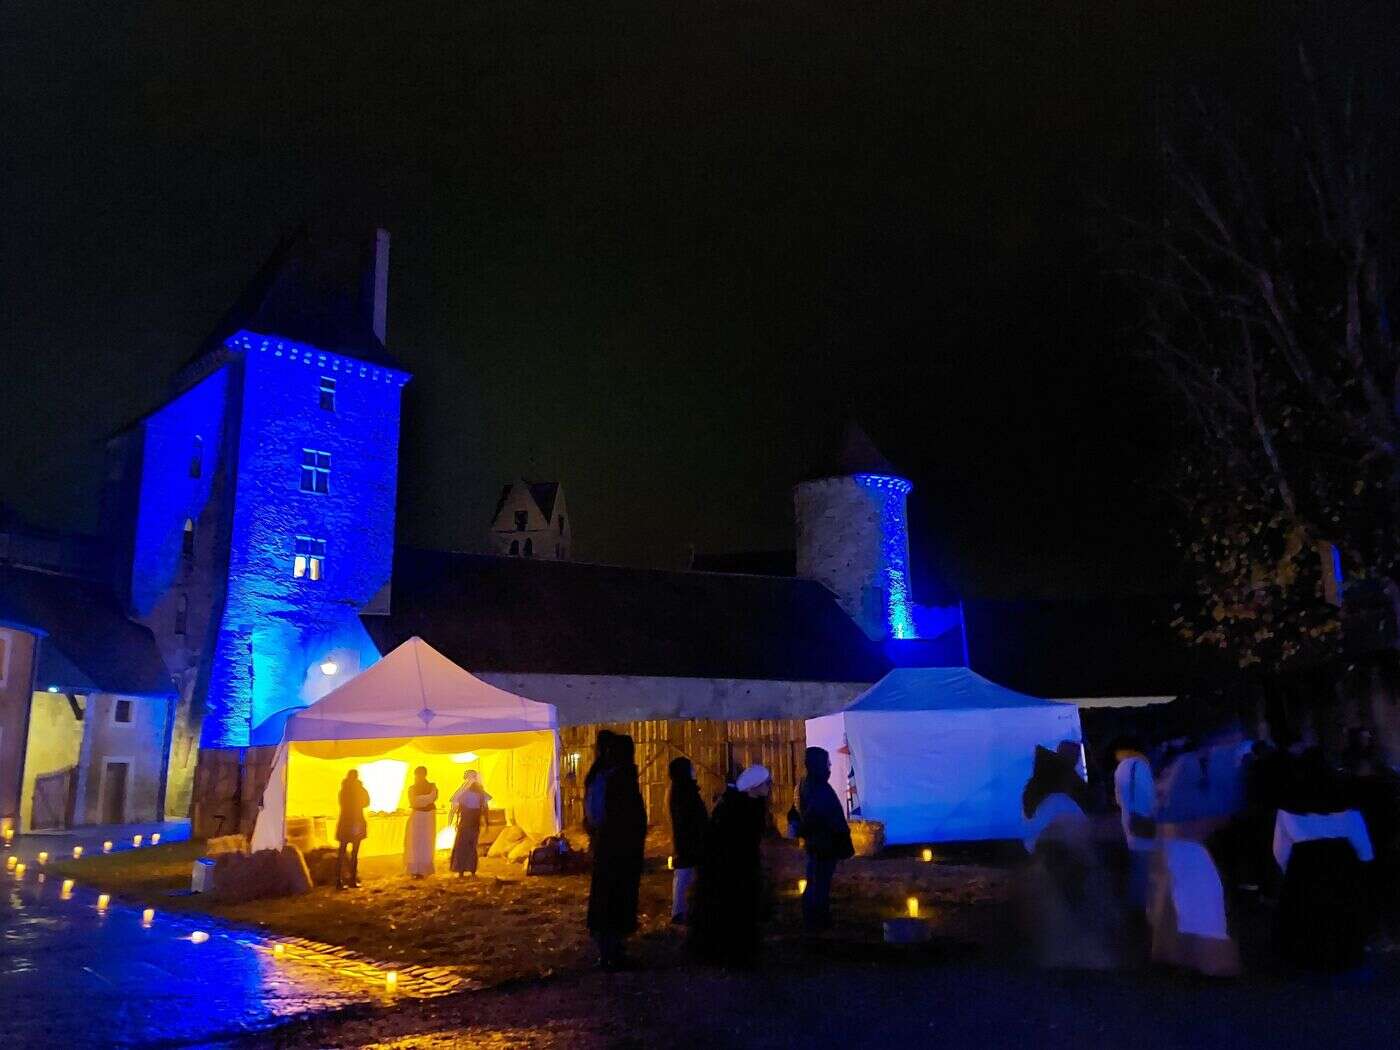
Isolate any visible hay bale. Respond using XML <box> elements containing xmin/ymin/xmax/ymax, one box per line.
<box><xmin>207</xmin><ymin>834</ymin><xmax>249</xmax><ymax>856</ymax></box>
<box><xmin>507</xmin><ymin>836</ymin><xmax>537</xmax><ymax>863</ymax></box>
<box><xmin>488</xmin><ymin>825</ymin><xmax>526</xmax><ymax>858</ymax></box>
<box><xmin>209</xmin><ymin>845</ymin><xmax>312</xmax><ymax>902</ymax></box>
<box><xmin>304</xmin><ymin>846</ymin><xmax>340</xmax><ymax>886</ymax></box>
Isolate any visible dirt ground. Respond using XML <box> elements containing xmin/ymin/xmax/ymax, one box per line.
<box><xmin>48</xmin><ymin>836</ymin><xmax>1010</xmax><ymax>987</ymax></box>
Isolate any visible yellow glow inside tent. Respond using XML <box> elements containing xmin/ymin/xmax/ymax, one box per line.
<box><xmin>280</xmin><ymin>732</ymin><xmax>557</xmax><ymax>859</ymax></box>
<box><xmin>357</xmin><ymin>760</ymin><xmax>409</xmax><ymax>813</ymax></box>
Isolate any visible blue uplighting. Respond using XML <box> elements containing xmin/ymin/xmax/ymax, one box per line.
<box><xmin>852</xmin><ymin>473</ymin><xmax>917</xmax><ymax>639</ymax></box>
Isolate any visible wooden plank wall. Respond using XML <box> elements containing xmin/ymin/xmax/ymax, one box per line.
<box><xmin>560</xmin><ymin>718</ymin><xmax>806</xmax><ymax>827</ymax></box>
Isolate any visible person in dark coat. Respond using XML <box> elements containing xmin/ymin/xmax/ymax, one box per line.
<box><xmin>335</xmin><ymin>769</ymin><xmax>370</xmax><ymax>890</ymax></box>
<box><xmin>793</xmin><ymin>747</ymin><xmax>853</xmax><ymax>932</ymax></box>
<box><xmin>586</xmin><ymin>733</ymin><xmax>648</xmax><ymax>970</ymax></box>
<box><xmin>690</xmin><ymin>764</ymin><xmax>773</xmax><ymax>968</ymax></box>
<box><xmin>668</xmin><ymin>756</ymin><xmax>708</xmax><ymax>923</ymax></box>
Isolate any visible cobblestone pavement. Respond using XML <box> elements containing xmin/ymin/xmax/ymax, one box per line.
<box><xmin>0</xmin><ymin>866</ymin><xmax>382</xmax><ymax>1048</ymax></box>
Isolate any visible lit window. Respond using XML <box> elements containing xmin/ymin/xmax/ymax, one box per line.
<box><xmin>113</xmin><ymin>699</ymin><xmax>133</xmax><ymax>724</ymax></box>
<box><xmin>190</xmin><ymin>435</ymin><xmax>203</xmax><ymax>479</ymax></box>
<box><xmin>293</xmin><ymin>536</ymin><xmax>326</xmax><ymax>581</ymax></box>
<box><xmin>524</xmin><ymin>538</ymin><xmax>533</xmax><ymax>557</ymax></box>
<box><xmin>319</xmin><ymin>376</ymin><xmax>336</xmax><ymax>412</ymax></box>
<box><xmin>175</xmin><ymin>594</ymin><xmax>188</xmax><ymax>636</ymax></box>
<box><xmin>182</xmin><ymin>518</ymin><xmax>195</xmax><ymax>559</ymax></box>
<box><xmin>515</xmin><ymin>510</ymin><xmax>528</xmax><ymax>532</ymax></box>
<box><xmin>300</xmin><ymin>449</ymin><xmax>331</xmax><ymax>494</ymax></box>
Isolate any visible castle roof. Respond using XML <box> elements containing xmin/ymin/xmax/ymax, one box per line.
<box><xmin>804</xmin><ymin>420</ymin><xmax>905</xmax><ymax>480</ymax></box>
<box><xmin>183</xmin><ymin>226</ymin><xmax>402</xmax><ymax>379</ymax></box>
<box><xmin>363</xmin><ymin>548</ymin><xmax>891</xmax><ymax>683</ymax></box>
<box><xmin>492</xmin><ymin>481</ymin><xmax>562</xmax><ymax>524</ymax></box>
<box><xmin>0</xmin><ymin>565</ymin><xmax>174</xmax><ymax>696</ymax></box>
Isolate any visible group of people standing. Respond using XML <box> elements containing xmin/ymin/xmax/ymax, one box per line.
<box><xmin>1019</xmin><ymin>732</ymin><xmax>1388</xmax><ymax>977</ymax></box>
<box><xmin>582</xmin><ymin>730</ymin><xmax>854</xmax><ymax>971</ymax></box>
<box><xmin>334</xmin><ymin>765</ymin><xmax>492</xmax><ymax>888</ymax></box>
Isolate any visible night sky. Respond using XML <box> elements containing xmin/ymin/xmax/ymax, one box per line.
<box><xmin>3</xmin><ymin>2</ymin><xmax>1395</xmax><ymax>600</ymax></box>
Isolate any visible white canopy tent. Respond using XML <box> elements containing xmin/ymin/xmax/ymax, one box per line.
<box><xmin>805</xmin><ymin>667</ymin><xmax>1082</xmax><ymax>844</ymax></box>
<box><xmin>252</xmin><ymin>637</ymin><xmax>561</xmax><ymax>856</ymax></box>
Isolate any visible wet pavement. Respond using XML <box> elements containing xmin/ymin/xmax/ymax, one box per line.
<box><xmin>0</xmin><ymin>862</ymin><xmax>380</xmax><ymax>1048</ymax></box>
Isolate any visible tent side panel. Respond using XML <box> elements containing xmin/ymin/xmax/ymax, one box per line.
<box><xmin>850</xmin><ymin>705</ymin><xmax>1081</xmax><ymax>844</ymax></box>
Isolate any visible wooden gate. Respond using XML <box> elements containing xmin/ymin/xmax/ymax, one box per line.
<box><xmin>30</xmin><ymin>767</ymin><xmax>75</xmax><ymax>830</ymax></box>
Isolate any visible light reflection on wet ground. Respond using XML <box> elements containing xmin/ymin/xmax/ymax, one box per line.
<box><xmin>0</xmin><ymin>868</ymin><xmax>377</xmax><ymax>1048</ymax></box>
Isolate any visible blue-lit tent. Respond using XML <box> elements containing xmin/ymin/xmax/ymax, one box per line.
<box><xmin>805</xmin><ymin>667</ymin><xmax>1082</xmax><ymax>844</ymax></box>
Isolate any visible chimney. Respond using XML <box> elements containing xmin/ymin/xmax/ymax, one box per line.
<box><xmin>371</xmin><ymin>228</ymin><xmax>391</xmax><ymax>345</ymax></box>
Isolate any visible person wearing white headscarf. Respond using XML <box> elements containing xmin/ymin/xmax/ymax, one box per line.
<box><xmin>450</xmin><ymin>769</ymin><xmax>492</xmax><ymax>877</ymax></box>
<box><xmin>691</xmin><ymin>764</ymin><xmax>772</xmax><ymax>967</ymax></box>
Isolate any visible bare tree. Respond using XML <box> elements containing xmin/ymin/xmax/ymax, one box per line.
<box><xmin>1122</xmin><ymin>52</ymin><xmax>1399</xmax><ymax>668</ymax></box>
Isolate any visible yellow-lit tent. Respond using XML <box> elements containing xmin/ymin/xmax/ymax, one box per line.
<box><xmin>250</xmin><ymin>637</ymin><xmax>561</xmax><ymax>858</ymax></box>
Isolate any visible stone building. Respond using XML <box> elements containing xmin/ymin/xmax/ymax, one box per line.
<box><xmin>489</xmin><ymin>480</ymin><xmax>570</xmax><ymax>559</ymax></box>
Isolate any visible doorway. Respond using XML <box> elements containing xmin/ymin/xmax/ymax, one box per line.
<box><xmin>101</xmin><ymin>761</ymin><xmax>130</xmax><ymax>825</ymax></box>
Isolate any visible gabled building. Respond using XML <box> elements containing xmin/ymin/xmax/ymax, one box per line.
<box><xmin>489</xmin><ymin>480</ymin><xmax>571</xmax><ymax>560</ymax></box>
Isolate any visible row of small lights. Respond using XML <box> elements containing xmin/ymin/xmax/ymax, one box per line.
<box><xmin>5</xmin><ymin>829</ymin><xmax>402</xmax><ymax>991</ymax></box>
<box><xmin>668</xmin><ymin>846</ymin><xmax>936</xmax><ymax>920</ymax></box>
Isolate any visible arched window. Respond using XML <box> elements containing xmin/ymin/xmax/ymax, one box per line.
<box><xmin>509</xmin><ymin>540</ymin><xmax>519</xmax><ymax>556</ymax></box>
<box><xmin>523</xmin><ymin>538</ymin><xmax>534</xmax><ymax>557</ymax></box>
<box><xmin>189</xmin><ymin>435</ymin><xmax>203</xmax><ymax>479</ymax></box>
<box><xmin>182</xmin><ymin>518</ymin><xmax>195</xmax><ymax>559</ymax></box>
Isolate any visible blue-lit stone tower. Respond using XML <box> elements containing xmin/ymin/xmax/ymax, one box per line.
<box><xmin>107</xmin><ymin>229</ymin><xmax>410</xmax><ymax>815</ymax></box>
<box><xmin>794</xmin><ymin>422</ymin><xmax>918</xmax><ymax>641</ymax></box>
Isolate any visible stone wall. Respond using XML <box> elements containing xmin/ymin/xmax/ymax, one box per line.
<box><xmin>795</xmin><ymin>474</ymin><xmax>913</xmax><ymax>640</ymax></box>
<box><xmin>0</xmin><ymin>628</ymin><xmax>36</xmax><ymax>828</ymax></box>
<box><xmin>75</xmin><ymin>693</ymin><xmax>170</xmax><ymax>825</ymax></box>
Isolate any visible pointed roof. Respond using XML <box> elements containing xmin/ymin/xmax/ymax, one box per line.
<box><xmin>284</xmin><ymin>636</ymin><xmax>558</xmax><ymax>741</ymax></box>
<box><xmin>182</xmin><ymin>226</ymin><xmax>401</xmax><ymax>381</ymax></box>
<box><xmin>528</xmin><ymin>482</ymin><xmax>561</xmax><ymax>522</ymax></box>
<box><xmin>804</xmin><ymin>420</ymin><xmax>904</xmax><ymax>480</ymax></box>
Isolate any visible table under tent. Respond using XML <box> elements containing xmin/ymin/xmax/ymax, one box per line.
<box><xmin>251</xmin><ymin>637</ymin><xmax>561</xmax><ymax>858</ymax></box>
<box><xmin>805</xmin><ymin>667</ymin><xmax>1083</xmax><ymax>845</ymax></box>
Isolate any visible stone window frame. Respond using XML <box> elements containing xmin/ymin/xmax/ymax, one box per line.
<box><xmin>293</xmin><ymin>535</ymin><xmax>327</xmax><ymax>581</ymax></box>
<box><xmin>111</xmin><ymin>698</ymin><xmax>135</xmax><ymax>726</ymax></box>
<box><xmin>299</xmin><ymin>449</ymin><xmax>332</xmax><ymax>495</ymax></box>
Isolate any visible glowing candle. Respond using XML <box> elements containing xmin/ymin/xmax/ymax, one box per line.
<box><xmin>36</xmin><ymin>851</ymin><xmax>48</xmax><ymax>865</ymax></box>
<box><xmin>72</xmin><ymin>846</ymin><xmax>83</xmax><ymax>859</ymax></box>
<box><xmin>273</xmin><ymin>943</ymin><xmax>286</xmax><ymax>959</ymax></box>
<box><xmin>2</xmin><ymin>828</ymin><xmax>13</xmax><ymax>843</ymax></box>
<box><xmin>4</xmin><ymin>856</ymin><xmax>14</xmax><ymax>870</ymax></box>
<box><xmin>37</xmin><ymin>873</ymin><xmax>45</xmax><ymax>884</ymax></box>
<box><xmin>61</xmin><ymin>879</ymin><xmax>74</xmax><ymax>896</ymax></box>
<box><xmin>102</xmin><ymin>841</ymin><xmax>113</xmax><ymax>854</ymax></box>
<box><xmin>921</xmin><ymin>848</ymin><xmax>933</xmax><ymax>863</ymax></box>
<box><xmin>384</xmin><ymin>970</ymin><xmax>398</xmax><ymax>990</ymax></box>
<box><xmin>150</xmin><ymin>833</ymin><xmax>160</xmax><ymax>846</ymax></box>
<box><xmin>13</xmin><ymin>863</ymin><xmax>25</xmax><ymax>877</ymax></box>
<box><xmin>797</xmin><ymin>878</ymin><xmax>808</xmax><ymax>894</ymax></box>
<box><xmin>190</xmin><ymin>931</ymin><xmax>209</xmax><ymax>944</ymax></box>
<box><xmin>666</xmin><ymin>855</ymin><xmax>673</xmax><ymax>870</ymax></box>
<box><xmin>132</xmin><ymin>835</ymin><xmax>143</xmax><ymax>847</ymax></box>
<box><xmin>906</xmin><ymin>897</ymin><xmax>920</xmax><ymax>918</ymax></box>
<box><xmin>142</xmin><ymin>908</ymin><xmax>155</xmax><ymax>925</ymax></box>
<box><xmin>97</xmin><ymin>893</ymin><xmax>110</xmax><ymax>910</ymax></box>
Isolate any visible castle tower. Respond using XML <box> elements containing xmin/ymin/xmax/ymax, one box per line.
<box><xmin>108</xmin><ymin>227</ymin><xmax>411</xmax><ymax>783</ymax></box>
<box><xmin>794</xmin><ymin>421</ymin><xmax>915</xmax><ymax>641</ymax></box>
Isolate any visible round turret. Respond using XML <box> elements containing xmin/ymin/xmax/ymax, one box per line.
<box><xmin>794</xmin><ymin>422</ymin><xmax>915</xmax><ymax>641</ymax></box>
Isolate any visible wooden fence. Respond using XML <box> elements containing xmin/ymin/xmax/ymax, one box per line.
<box><xmin>559</xmin><ymin>718</ymin><xmax>807</xmax><ymax>827</ymax></box>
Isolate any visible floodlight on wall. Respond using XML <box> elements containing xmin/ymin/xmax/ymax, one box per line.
<box><xmin>319</xmin><ymin>660</ymin><xmax>338</xmax><ymax>676</ymax></box>
<box><xmin>358</xmin><ymin>760</ymin><xmax>409</xmax><ymax>812</ymax></box>
<box><xmin>449</xmin><ymin>752</ymin><xmax>478</xmax><ymax>763</ymax></box>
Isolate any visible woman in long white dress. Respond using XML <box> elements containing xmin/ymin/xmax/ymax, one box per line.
<box><xmin>404</xmin><ymin>766</ymin><xmax>439</xmax><ymax>878</ymax></box>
